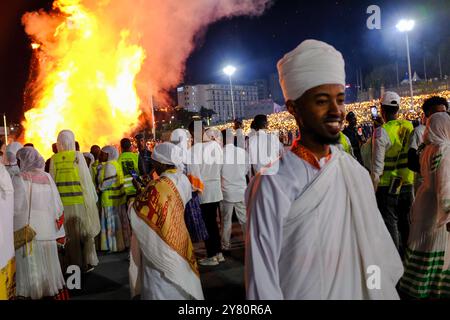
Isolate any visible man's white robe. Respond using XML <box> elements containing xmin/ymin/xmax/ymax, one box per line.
<box><xmin>245</xmin><ymin>146</ymin><xmax>403</xmax><ymax>300</ymax></box>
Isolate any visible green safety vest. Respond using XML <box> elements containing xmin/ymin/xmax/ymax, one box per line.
<box><xmin>99</xmin><ymin>160</ymin><xmax>126</xmax><ymax>207</ymax></box>
<box><xmin>379</xmin><ymin>120</ymin><xmax>414</xmax><ymax>187</ymax></box>
<box><xmin>339</xmin><ymin>132</ymin><xmax>352</xmax><ymax>155</ymax></box>
<box><xmin>118</xmin><ymin>152</ymin><xmax>139</xmax><ymax>196</ymax></box>
<box><xmin>52</xmin><ymin>151</ymin><xmax>85</xmax><ymax>206</ymax></box>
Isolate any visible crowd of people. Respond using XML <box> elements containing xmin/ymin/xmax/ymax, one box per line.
<box><xmin>1</xmin><ymin>39</ymin><xmax>449</xmax><ymax>301</ymax></box>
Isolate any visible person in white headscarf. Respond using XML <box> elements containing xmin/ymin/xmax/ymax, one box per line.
<box><xmin>245</xmin><ymin>39</ymin><xmax>403</xmax><ymax>300</ymax></box>
<box><xmin>13</xmin><ymin>147</ymin><xmax>68</xmax><ymax>299</ymax></box>
<box><xmin>170</xmin><ymin>129</ymin><xmax>208</xmax><ymax>243</ymax></box>
<box><xmin>399</xmin><ymin>112</ymin><xmax>450</xmax><ymax>299</ymax></box>
<box><xmin>0</xmin><ymin>163</ymin><xmax>15</xmax><ymax>300</ymax></box>
<box><xmin>97</xmin><ymin>145</ymin><xmax>131</xmax><ymax>252</ymax></box>
<box><xmin>128</xmin><ymin>142</ymin><xmax>204</xmax><ymax>300</ymax></box>
<box><xmin>3</xmin><ymin>142</ymin><xmax>23</xmax><ymax>178</ymax></box>
<box><xmin>49</xmin><ymin>130</ymin><xmax>100</xmax><ymax>272</ymax></box>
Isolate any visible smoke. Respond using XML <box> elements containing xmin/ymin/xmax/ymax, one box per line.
<box><xmin>23</xmin><ymin>0</ymin><xmax>271</xmax><ymax>120</ymax></box>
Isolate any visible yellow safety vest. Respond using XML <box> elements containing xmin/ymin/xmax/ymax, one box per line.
<box><xmin>339</xmin><ymin>132</ymin><xmax>352</xmax><ymax>155</ymax></box>
<box><xmin>52</xmin><ymin>151</ymin><xmax>85</xmax><ymax>206</ymax></box>
<box><xmin>379</xmin><ymin>120</ymin><xmax>414</xmax><ymax>187</ymax></box>
<box><xmin>118</xmin><ymin>152</ymin><xmax>139</xmax><ymax>196</ymax></box>
<box><xmin>99</xmin><ymin>160</ymin><xmax>126</xmax><ymax>207</ymax></box>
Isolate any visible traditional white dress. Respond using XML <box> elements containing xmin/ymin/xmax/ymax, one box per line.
<box><xmin>12</xmin><ymin>170</ymin><xmax>66</xmax><ymax>299</ymax></box>
<box><xmin>245</xmin><ymin>145</ymin><xmax>403</xmax><ymax>300</ymax></box>
<box><xmin>49</xmin><ymin>131</ymin><xmax>100</xmax><ymax>271</ymax></box>
<box><xmin>129</xmin><ymin>170</ymin><xmax>204</xmax><ymax>300</ymax></box>
<box><xmin>0</xmin><ymin>164</ymin><xmax>15</xmax><ymax>300</ymax></box>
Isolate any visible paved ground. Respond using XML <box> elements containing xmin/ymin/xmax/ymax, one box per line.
<box><xmin>70</xmin><ymin>222</ymin><xmax>245</xmax><ymax>300</ymax></box>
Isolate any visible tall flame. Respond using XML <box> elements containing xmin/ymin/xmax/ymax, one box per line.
<box><xmin>22</xmin><ymin>0</ymin><xmax>145</xmax><ymax>158</ymax></box>
<box><xmin>22</xmin><ymin>0</ymin><xmax>271</xmax><ymax>159</ymax></box>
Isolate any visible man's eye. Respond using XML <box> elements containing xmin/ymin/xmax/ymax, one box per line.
<box><xmin>337</xmin><ymin>99</ymin><xmax>345</xmax><ymax>105</ymax></box>
<box><xmin>316</xmin><ymin>100</ymin><xmax>328</xmax><ymax>105</ymax></box>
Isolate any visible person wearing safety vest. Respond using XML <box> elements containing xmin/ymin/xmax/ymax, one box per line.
<box><xmin>371</xmin><ymin>91</ymin><xmax>414</xmax><ymax>257</ymax></box>
<box><xmin>338</xmin><ymin>131</ymin><xmax>354</xmax><ymax>157</ymax></box>
<box><xmin>118</xmin><ymin>138</ymin><xmax>140</xmax><ymax>203</ymax></box>
<box><xmin>49</xmin><ymin>130</ymin><xmax>101</xmax><ymax>273</ymax></box>
<box><xmin>98</xmin><ymin>145</ymin><xmax>131</xmax><ymax>252</ymax></box>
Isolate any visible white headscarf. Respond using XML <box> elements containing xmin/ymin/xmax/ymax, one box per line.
<box><xmin>57</xmin><ymin>130</ymin><xmax>76</xmax><ymax>152</ymax></box>
<box><xmin>170</xmin><ymin>129</ymin><xmax>191</xmax><ymax>151</ymax></box>
<box><xmin>277</xmin><ymin>39</ymin><xmax>346</xmax><ymax>101</ymax></box>
<box><xmin>151</xmin><ymin>142</ymin><xmax>183</xmax><ymax>166</ymax></box>
<box><xmin>102</xmin><ymin>146</ymin><xmax>119</xmax><ymax>161</ymax></box>
<box><xmin>424</xmin><ymin>112</ymin><xmax>450</xmax><ymax>147</ymax></box>
<box><xmin>83</xmin><ymin>152</ymin><xmax>95</xmax><ymax>168</ymax></box>
<box><xmin>16</xmin><ymin>147</ymin><xmax>45</xmax><ymax>172</ymax></box>
<box><xmin>204</xmin><ymin>128</ymin><xmax>223</xmax><ymax>146</ymax></box>
<box><xmin>4</xmin><ymin>142</ymin><xmax>23</xmax><ymax>165</ymax></box>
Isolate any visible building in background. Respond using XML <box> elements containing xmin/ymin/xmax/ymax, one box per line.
<box><xmin>177</xmin><ymin>84</ymin><xmax>258</xmax><ymax>124</ymax></box>
<box><xmin>268</xmin><ymin>73</ymin><xmax>284</xmax><ymax>105</ymax></box>
<box><xmin>244</xmin><ymin>100</ymin><xmax>285</xmax><ymax>120</ymax></box>
<box><xmin>251</xmin><ymin>79</ymin><xmax>269</xmax><ymax>101</ymax></box>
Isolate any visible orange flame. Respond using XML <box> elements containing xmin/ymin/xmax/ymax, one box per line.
<box><xmin>22</xmin><ymin>0</ymin><xmax>145</xmax><ymax>158</ymax></box>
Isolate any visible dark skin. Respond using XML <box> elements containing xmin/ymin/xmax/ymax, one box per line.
<box><xmin>136</xmin><ymin>139</ymin><xmax>146</xmax><ymax>152</ymax></box>
<box><xmin>286</xmin><ymin>84</ymin><xmax>345</xmax><ymax>160</ymax></box>
<box><xmin>90</xmin><ymin>146</ymin><xmax>101</xmax><ymax>160</ymax></box>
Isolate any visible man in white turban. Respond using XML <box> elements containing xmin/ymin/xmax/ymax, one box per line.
<box><xmin>128</xmin><ymin>142</ymin><xmax>203</xmax><ymax>300</ymax></box>
<box><xmin>245</xmin><ymin>40</ymin><xmax>403</xmax><ymax>300</ymax></box>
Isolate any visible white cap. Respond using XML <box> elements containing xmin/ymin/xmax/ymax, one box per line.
<box><xmin>381</xmin><ymin>91</ymin><xmax>401</xmax><ymax>107</ymax></box>
<box><xmin>151</xmin><ymin>142</ymin><xmax>183</xmax><ymax>166</ymax></box>
<box><xmin>277</xmin><ymin>39</ymin><xmax>346</xmax><ymax>101</ymax></box>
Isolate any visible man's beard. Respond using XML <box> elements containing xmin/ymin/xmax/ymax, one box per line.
<box><xmin>313</xmin><ymin>132</ymin><xmax>340</xmax><ymax>145</ymax></box>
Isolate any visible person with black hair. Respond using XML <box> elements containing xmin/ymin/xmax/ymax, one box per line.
<box><xmin>371</xmin><ymin>91</ymin><xmax>414</xmax><ymax>256</ymax></box>
<box><xmin>247</xmin><ymin>114</ymin><xmax>284</xmax><ymax>177</ymax></box>
<box><xmin>408</xmin><ymin>96</ymin><xmax>448</xmax><ymax>193</ymax></box>
<box><xmin>342</xmin><ymin>111</ymin><xmax>364</xmax><ymax>164</ymax></box>
<box><xmin>135</xmin><ymin>133</ymin><xmax>153</xmax><ymax>178</ymax></box>
<box><xmin>118</xmin><ymin>138</ymin><xmax>140</xmax><ymax>202</ymax></box>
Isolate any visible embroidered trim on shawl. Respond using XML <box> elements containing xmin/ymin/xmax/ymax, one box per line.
<box><xmin>133</xmin><ymin>176</ymin><xmax>199</xmax><ymax>276</ymax></box>
<box><xmin>0</xmin><ymin>258</ymin><xmax>16</xmax><ymax>300</ymax></box>
<box><xmin>291</xmin><ymin>139</ymin><xmax>332</xmax><ymax>169</ymax></box>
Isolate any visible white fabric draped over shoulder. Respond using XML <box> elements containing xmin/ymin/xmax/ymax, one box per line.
<box><xmin>0</xmin><ymin>164</ymin><xmax>14</xmax><ymax>270</ymax></box>
<box><xmin>245</xmin><ymin>147</ymin><xmax>403</xmax><ymax>300</ymax></box>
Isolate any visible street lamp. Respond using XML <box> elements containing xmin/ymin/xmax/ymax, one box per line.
<box><xmin>223</xmin><ymin>65</ymin><xmax>236</xmax><ymax>121</ymax></box>
<box><xmin>396</xmin><ymin>19</ymin><xmax>415</xmax><ymax>110</ymax></box>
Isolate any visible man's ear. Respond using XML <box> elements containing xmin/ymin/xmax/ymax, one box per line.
<box><xmin>286</xmin><ymin>100</ymin><xmax>296</xmax><ymax>116</ymax></box>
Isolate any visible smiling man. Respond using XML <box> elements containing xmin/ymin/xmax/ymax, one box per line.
<box><xmin>245</xmin><ymin>40</ymin><xmax>403</xmax><ymax>300</ymax></box>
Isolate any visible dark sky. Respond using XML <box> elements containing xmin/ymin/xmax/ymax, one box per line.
<box><xmin>1</xmin><ymin>0</ymin><xmax>449</xmax><ymax>122</ymax></box>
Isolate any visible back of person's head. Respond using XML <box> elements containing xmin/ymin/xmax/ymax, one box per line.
<box><xmin>188</xmin><ymin>120</ymin><xmax>205</xmax><ymax>142</ymax></box>
<box><xmin>422</xmin><ymin>96</ymin><xmax>449</xmax><ymax>117</ymax></box>
<box><xmin>120</xmin><ymin>138</ymin><xmax>132</xmax><ymax>152</ymax></box>
<box><xmin>24</xmin><ymin>143</ymin><xmax>34</xmax><ymax>148</ymax></box>
<box><xmin>52</xmin><ymin>143</ymin><xmax>58</xmax><ymax>154</ymax></box>
<box><xmin>250</xmin><ymin>120</ymin><xmax>256</xmax><ymax>130</ymax></box>
<box><xmin>253</xmin><ymin>114</ymin><xmax>268</xmax><ymax>131</ymax></box>
<box><xmin>380</xmin><ymin>91</ymin><xmax>400</xmax><ymax>117</ymax></box>
<box><xmin>75</xmin><ymin>141</ymin><xmax>80</xmax><ymax>151</ymax></box>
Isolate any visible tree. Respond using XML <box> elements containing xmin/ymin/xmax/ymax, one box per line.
<box><xmin>199</xmin><ymin>106</ymin><xmax>216</xmax><ymax>124</ymax></box>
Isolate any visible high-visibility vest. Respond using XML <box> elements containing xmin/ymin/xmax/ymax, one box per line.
<box><xmin>52</xmin><ymin>151</ymin><xmax>85</xmax><ymax>206</ymax></box>
<box><xmin>339</xmin><ymin>132</ymin><xmax>352</xmax><ymax>155</ymax></box>
<box><xmin>379</xmin><ymin>120</ymin><xmax>414</xmax><ymax>187</ymax></box>
<box><xmin>118</xmin><ymin>152</ymin><xmax>139</xmax><ymax>196</ymax></box>
<box><xmin>99</xmin><ymin>160</ymin><xmax>126</xmax><ymax>207</ymax></box>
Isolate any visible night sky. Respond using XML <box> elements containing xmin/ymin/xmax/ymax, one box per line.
<box><xmin>1</xmin><ymin>0</ymin><xmax>449</xmax><ymax>122</ymax></box>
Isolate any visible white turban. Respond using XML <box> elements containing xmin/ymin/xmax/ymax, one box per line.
<box><xmin>151</xmin><ymin>142</ymin><xmax>183</xmax><ymax>166</ymax></box>
<box><xmin>277</xmin><ymin>39</ymin><xmax>346</xmax><ymax>101</ymax></box>
<box><xmin>204</xmin><ymin>128</ymin><xmax>223</xmax><ymax>145</ymax></box>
